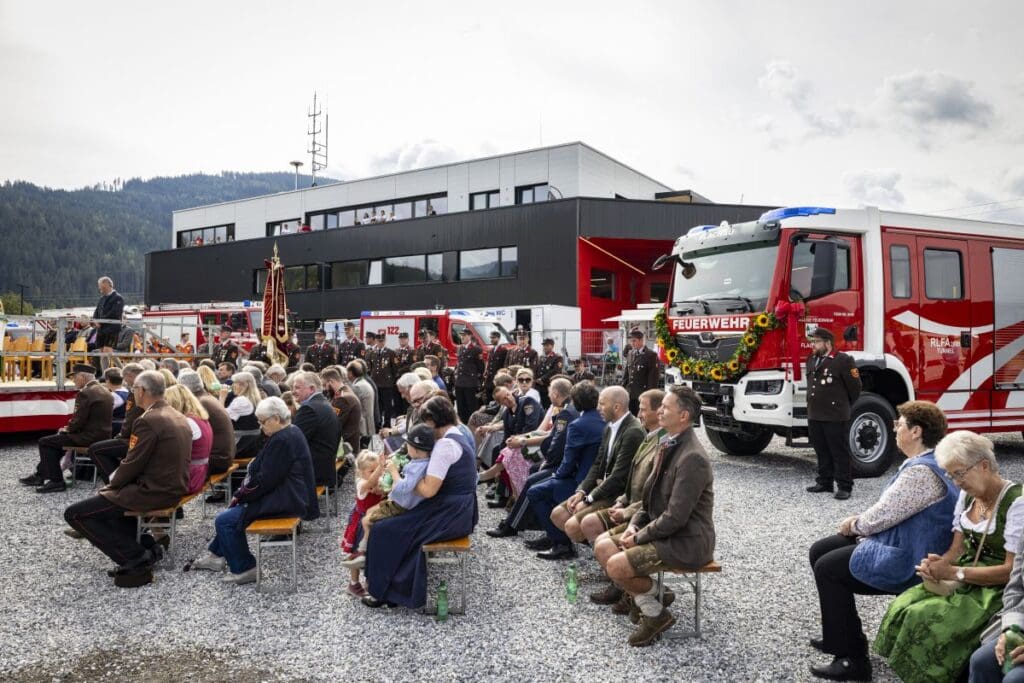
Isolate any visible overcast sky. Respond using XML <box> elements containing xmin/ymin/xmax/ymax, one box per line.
<box><xmin>2</xmin><ymin>1</ymin><xmax>1023</xmax><ymax>221</ymax></box>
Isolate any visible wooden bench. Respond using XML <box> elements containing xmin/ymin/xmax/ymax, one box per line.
<box><xmin>201</xmin><ymin>462</ymin><xmax>239</xmax><ymax>518</ymax></box>
<box><xmin>246</xmin><ymin>517</ymin><xmax>300</xmax><ymax>593</ymax></box>
<box><xmin>124</xmin><ymin>492</ymin><xmax>201</xmax><ymax>567</ymax></box>
<box><xmin>421</xmin><ymin>536</ymin><xmax>472</xmax><ymax>615</ymax></box>
<box><xmin>656</xmin><ymin>561</ymin><xmax>721</xmax><ymax>639</ymax></box>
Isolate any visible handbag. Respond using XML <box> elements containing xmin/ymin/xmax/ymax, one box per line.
<box><xmin>922</xmin><ymin>481</ymin><xmax>1009</xmax><ymax>596</ymax></box>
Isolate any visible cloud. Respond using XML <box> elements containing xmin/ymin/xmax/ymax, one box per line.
<box><xmin>367</xmin><ymin>140</ymin><xmax>462</xmax><ymax>175</ymax></box>
<box><xmin>879</xmin><ymin>71</ymin><xmax>993</xmax><ymax>129</ymax></box>
<box><xmin>1005</xmin><ymin>167</ymin><xmax>1024</xmax><ymax>197</ymax></box>
<box><xmin>756</xmin><ymin>61</ymin><xmax>858</xmax><ymax>138</ymax></box>
<box><xmin>843</xmin><ymin>170</ymin><xmax>904</xmax><ymax>208</ymax></box>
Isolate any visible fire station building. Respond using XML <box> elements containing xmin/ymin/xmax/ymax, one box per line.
<box><xmin>145</xmin><ymin>142</ymin><xmax>773</xmax><ymax>329</ymax></box>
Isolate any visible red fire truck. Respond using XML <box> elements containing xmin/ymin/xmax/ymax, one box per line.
<box><xmin>359</xmin><ymin>309</ymin><xmax>513</xmax><ymax>359</ymax></box>
<box><xmin>655</xmin><ymin>205</ymin><xmax>1024</xmax><ymax>477</ymax></box>
<box><xmin>143</xmin><ymin>302</ymin><xmax>265</xmax><ymax>353</ymax></box>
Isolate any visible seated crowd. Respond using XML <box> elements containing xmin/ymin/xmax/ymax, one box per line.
<box><xmin>25</xmin><ymin>342</ymin><xmax>1024</xmax><ymax>667</ymax></box>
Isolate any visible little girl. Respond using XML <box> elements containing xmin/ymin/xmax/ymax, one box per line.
<box><xmin>341</xmin><ymin>450</ymin><xmax>384</xmax><ymax>597</ymax></box>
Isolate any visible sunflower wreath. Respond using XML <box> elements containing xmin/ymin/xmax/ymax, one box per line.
<box><xmin>654</xmin><ymin>307</ymin><xmax>783</xmax><ymax>382</ymax></box>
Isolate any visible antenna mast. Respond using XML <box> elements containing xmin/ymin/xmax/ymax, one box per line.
<box><xmin>307</xmin><ymin>92</ymin><xmax>328</xmax><ymax>187</ymax></box>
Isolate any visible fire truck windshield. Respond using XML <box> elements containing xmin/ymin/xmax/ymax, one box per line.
<box><xmin>671</xmin><ymin>244</ymin><xmax>779</xmax><ymax>315</ymax></box>
<box><xmin>472</xmin><ymin>321</ymin><xmax>513</xmax><ymax>344</ymax></box>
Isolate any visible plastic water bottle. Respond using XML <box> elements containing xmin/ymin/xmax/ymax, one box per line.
<box><xmin>1004</xmin><ymin>625</ymin><xmax>1024</xmax><ymax>674</ymax></box>
<box><xmin>566</xmin><ymin>563</ymin><xmax>578</xmax><ymax>604</ymax></box>
<box><xmin>436</xmin><ymin>581</ymin><xmax>449</xmax><ymax>622</ymax></box>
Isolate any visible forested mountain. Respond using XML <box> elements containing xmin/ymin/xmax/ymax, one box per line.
<box><xmin>0</xmin><ymin>172</ymin><xmax>334</xmax><ymax>308</ymax></box>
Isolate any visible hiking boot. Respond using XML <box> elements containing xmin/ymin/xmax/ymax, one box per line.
<box><xmin>611</xmin><ymin>593</ymin><xmax>633</xmax><ymax>615</ymax></box>
<box><xmin>630</xmin><ymin>589</ymin><xmax>676</xmax><ymax>624</ymax></box>
<box><xmin>628</xmin><ymin>608</ymin><xmax>677</xmax><ymax>647</ymax></box>
<box><xmin>589</xmin><ymin>584</ymin><xmax>624</xmax><ymax>605</ymax></box>
<box><xmin>191</xmin><ymin>551</ymin><xmax>227</xmax><ymax>572</ymax></box>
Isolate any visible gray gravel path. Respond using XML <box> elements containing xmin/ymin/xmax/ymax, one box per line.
<box><xmin>2</xmin><ymin>428</ymin><xmax>1024</xmax><ymax>682</ymax></box>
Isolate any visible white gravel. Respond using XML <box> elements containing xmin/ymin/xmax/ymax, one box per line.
<box><xmin>2</xmin><ymin>427</ymin><xmax>1024</xmax><ymax>681</ymax></box>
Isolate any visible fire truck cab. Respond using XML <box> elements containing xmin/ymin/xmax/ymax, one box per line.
<box><xmin>660</xmin><ymin>205</ymin><xmax>1024</xmax><ymax>477</ymax></box>
<box><xmin>360</xmin><ymin>309</ymin><xmax>513</xmax><ymax>360</ymax></box>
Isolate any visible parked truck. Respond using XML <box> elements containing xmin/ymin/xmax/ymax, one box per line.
<box><xmin>653</xmin><ymin>205</ymin><xmax>1024</xmax><ymax>477</ymax></box>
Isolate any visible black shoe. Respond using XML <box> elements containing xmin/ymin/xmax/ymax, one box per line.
<box><xmin>834</xmin><ymin>490</ymin><xmax>851</xmax><ymax>501</ymax></box>
<box><xmin>524</xmin><ymin>537</ymin><xmax>553</xmax><ymax>551</ymax></box>
<box><xmin>175</xmin><ymin>507</ymin><xmax>185</xmax><ymax>520</ymax></box>
<box><xmin>205</xmin><ymin>491</ymin><xmax>226</xmax><ymax>503</ymax></box>
<box><xmin>35</xmin><ymin>481</ymin><xmax>67</xmax><ymax>494</ymax></box>
<box><xmin>806</xmin><ymin>484</ymin><xmax>833</xmax><ymax>493</ymax></box>
<box><xmin>64</xmin><ymin>528</ymin><xmax>85</xmax><ymax>539</ymax></box>
<box><xmin>19</xmin><ymin>474</ymin><xmax>44</xmax><ymax>486</ymax></box>
<box><xmin>485</xmin><ymin>490</ymin><xmax>496</xmax><ymax>500</ymax></box>
<box><xmin>809</xmin><ymin>656</ymin><xmax>872</xmax><ymax>681</ymax></box>
<box><xmin>589</xmin><ymin>584</ymin><xmax>624</xmax><ymax>605</ymax></box>
<box><xmin>486</xmin><ymin>524</ymin><xmax>517</xmax><ymax>538</ymax></box>
<box><xmin>486</xmin><ymin>499</ymin><xmax>508</xmax><ymax>509</ymax></box>
<box><xmin>809</xmin><ymin>637</ymin><xmax>826</xmax><ymax>652</ymax></box>
<box><xmin>361</xmin><ymin>596</ymin><xmax>397</xmax><ymax>609</ymax></box>
<box><xmin>537</xmin><ymin>544</ymin><xmax>577</xmax><ymax>560</ymax></box>
<box><xmin>113</xmin><ymin>566</ymin><xmax>154</xmax><ymax>588</ymax></box>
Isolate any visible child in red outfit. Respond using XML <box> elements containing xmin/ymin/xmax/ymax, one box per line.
<box><xmin>341</xmin><ymin>450</ymin><xmax>384</xmax><ymax>597</ymax></box>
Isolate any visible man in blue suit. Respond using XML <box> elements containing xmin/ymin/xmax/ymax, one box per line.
<box><xmin>526</xmin><ymin>381</ymin><xmax>605</xmax><ymax>560</ymax></box>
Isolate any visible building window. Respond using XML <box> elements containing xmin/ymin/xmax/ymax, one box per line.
<box><xmin>471</xmin><ymin>190</ymin><xmax>500</xmax><ymax>210</ymax></box>
<box><xmin>890</xmin><ymin>245</ymin><xmax>911</xmax><ymax>299</ymax></box>
<box><xmin>177</xmin><ymin>224</ymin><xmax>234</xmax><ymax>247</ymax></box>
<box><xmin>427</xmin><ymin>253</ymin><xmax>443</xmax><ymax>281</ymax></box>
<box><xmin>330</xmin><ymin>261</ymin><xmax>368</xmax><ymax>288</ymax></box>
<box><xmin>254</xmin><ymin>264</ymin><xmax>320</xmax><ymax>294</ymax></box>
<box><xmin>266</xmin><ymin>219</ymin><xmax>300</xmax><ymax>237</ymax></box>
<box><xmin>459</xmin><ymin>246</ymin><xmax>517</xmax><ymax>281</ymax></box>
<box><xmin>382</xmin><ymin>255</ymin><xmax>427</xmax><ymax>284</ymax></box>
<box><xmin>590</xmin><ymin>268</ymin><xmax>615</xmax><ymax>299</ymax></box>
<box><xmin>516</xmin><ymin>184</ymin><xmax>549</xmax><ymax>204</ymax></box>
<box><xmin>649</xmin><ymin>282</ymin><xmax>669</xmax><ymax>303</ymax></box>
<box><xmin>924</xmin><ymin>248</ymin><xmax>963</xmax><ymax>300</ymax></box>
<box><xmin>306</xmin><ymin>192</ymin><xmax>447</xmax><ymax>230</ymax></box>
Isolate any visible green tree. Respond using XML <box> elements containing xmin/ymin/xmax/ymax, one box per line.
<box><xmin>0</xmin><ymin>291</ymin><xmax>34</xmax><ymax>315</ymax></box>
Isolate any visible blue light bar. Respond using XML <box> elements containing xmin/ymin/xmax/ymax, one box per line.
<box><xmin>687</xmin><ymin>224</ymin><xmax>720</xmax><ymax>235</ymax></box>
<box><xmin>759</xmin><ymin>206</ymin><xmax>836</xmax><ymax>222</ymax></box>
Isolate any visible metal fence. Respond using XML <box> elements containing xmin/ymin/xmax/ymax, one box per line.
<box><xmin>537</xmin><ymin>328</ymin><xmax>661</xmax><ymax>387</ymax></box>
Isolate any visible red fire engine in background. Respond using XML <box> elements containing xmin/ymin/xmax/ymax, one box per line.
<box><xmin>655</xmin><ymin>205</ymin><xmax>1024</xmax><ymax>477</ymax></box>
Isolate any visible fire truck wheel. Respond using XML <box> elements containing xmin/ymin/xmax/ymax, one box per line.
<box><xmin>847</xmin><ymin>392</ymin><xmax>897</xmax><ymax>478</ymax></box>
<box><xmin>705</xmin><ymin>426</ymin><xmax>774</xmax><ymax>456</ymax></box>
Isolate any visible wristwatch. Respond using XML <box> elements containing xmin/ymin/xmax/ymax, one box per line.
<box><xmin>956</xmin><ymin>567</ymin><xmax>966</xmax><ymax>582</ymax></box>
<box><xmin>585</xmin><ymin>494</ymin><xmax>595</xmax><ymax>505</ymax></box>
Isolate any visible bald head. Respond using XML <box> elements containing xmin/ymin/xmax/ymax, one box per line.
<box><xmin>598</xmin><ymin>385</ymin><xmax>630</xmax><ymax>422</ymax></box>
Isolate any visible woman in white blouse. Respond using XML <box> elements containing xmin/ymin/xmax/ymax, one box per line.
<box><xmin>220</xmin><ymin>372</ymin><xmax>262</xmax><ymax>457</ymax></box>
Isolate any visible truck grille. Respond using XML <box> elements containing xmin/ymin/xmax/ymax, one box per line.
<box><xmin>675</xmin><ymin>334</ymin><xmax>742</xmax><ymax>363</ymax></box>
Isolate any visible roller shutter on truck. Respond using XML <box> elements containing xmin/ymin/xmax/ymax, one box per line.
<box><xmin>992</xmin><ymin>248</ymin><xmax>1024</xmax><ymax>389</ymax></box>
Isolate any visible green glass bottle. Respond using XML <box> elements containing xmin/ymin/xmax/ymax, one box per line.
<box><xmin>436</xmin><ymin>581</ymin><xmax>449</xmax><ymax>622</ymax></box>
<box><xmin>1004</xmin><ymin>625</ymin><xmax>1024</xmax><ymax>674</ymax></box>
<box><xmin>566</xmin><ymin>563</ymin><xmax>578</xmax><ymax>604</ymax></box>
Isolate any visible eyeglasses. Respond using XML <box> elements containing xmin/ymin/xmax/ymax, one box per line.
<box><xmin>893</xmin><ymin>419</ymin><xmax>908</xmax><ymax>431</ymax></box>
<box><xmin>517</xmin><ymin>378</ymin><xmax>532</xmax><ymax>383</ymax></box>
<box><xmin>257</xmin><ymin>416</ymin><xmax>277</xmax><ymax>426</ymax></box>
<box><xmin>946</xmin><ymin>461</ymin><xmax>981</xmax><ymax>483</ymax></box>
<box><xmin>411</xmin><ymin>396</ymin><xmax>426</xmax><ymax>405</ymax></box>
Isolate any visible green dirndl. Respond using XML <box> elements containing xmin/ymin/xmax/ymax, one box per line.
<box><xmin>874</xmin><ymin>483</ymin><xmax>1022</xmax><ymax>683</ymax></box>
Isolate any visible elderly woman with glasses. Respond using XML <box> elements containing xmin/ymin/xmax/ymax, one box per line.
<box><xmin>806</xmin><ymin>400</ymin><xmax>959</xmax><ymax>680</ymax></box>
<box><xmin>873</xmin><ymin>430</ymin><xmax>1023</xmax><ymax>683</ymax></box>
<box><xmin>190</xmin><ymin>396</ymin><xmax>319</xmax><ymax>585</ymax></box>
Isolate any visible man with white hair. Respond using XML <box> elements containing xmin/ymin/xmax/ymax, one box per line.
<box><xmin>292</xmin><ymin>371</ymin><xmax>341</xmax><ymax>487</ymax></box>
<box><xmin>92</xmin><ymin>276</ymin><xmax>125</xmax><ymax>371</ymax></box>
<box><xmin>20</xmin><ymin>363</ymin><xmax>113</xmax><ymax>493</ymax></box>
<box><xmin>64</xmin><ymin>370</ymin><xmax>191</xmax><ymax>587</ymax></box>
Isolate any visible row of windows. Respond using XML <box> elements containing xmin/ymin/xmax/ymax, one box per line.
<box><xmin>254</xmin><ymin>246</ymin><xmax>519</xmax><ymax>293</ymax></box>
<box><xmin>300</xmin><ymin>193</ymin><xmax>448</xmax><ymax>234</ymax></box>
<box><xmin>890</xmin><ymin>246</ymin><xmax>963</xmax><ymax>300</ymax></box>
<box><xmin>178</xmin><ymin>224</ymin><xmax>235</xmax><ymax>247</ymax></box>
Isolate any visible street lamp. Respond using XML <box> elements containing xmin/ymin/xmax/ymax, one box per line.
<box><xmin>289</xmin><ymin>160</ymin><xmax>304</xmax><ymax>191</ymax></box>
<box><xmin>16</xmin><ymin>283</ymin><xmax>26</xmax><ymax>314</ymax></box>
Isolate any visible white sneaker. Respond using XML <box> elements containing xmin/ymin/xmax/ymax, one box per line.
<box><xmin>222</xmin><ymin>567</ymin><xmax>257</xmax><ymax>585</ymax></box>
<box><xmin>340</xmin><ymin>554</ymin><xmax>366</xmax><ymax>570</ymax></box>
<box><xmin>191</xmin><ymin>552</ymin><xmax>227</xmax><ymax>572</ymax></box>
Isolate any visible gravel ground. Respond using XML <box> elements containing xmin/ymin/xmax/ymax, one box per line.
<box><xmin>2</xmin><ymin>428</ymin><xmax>1024</xmax><ymax>682</ymax></box>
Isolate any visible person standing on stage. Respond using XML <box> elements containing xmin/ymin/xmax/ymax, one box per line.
<box><xmin>804</xmin><ymin>327</ymin><xmax>862</xmax><ymax>500</ymax></box>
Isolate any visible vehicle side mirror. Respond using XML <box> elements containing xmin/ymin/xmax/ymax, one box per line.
<box><xmin>809</xmin><ymin>241</ymin><xmax>838</xmax><ymax>299</ymax></box>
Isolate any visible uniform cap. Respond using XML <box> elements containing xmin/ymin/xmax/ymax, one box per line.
<box><xmin>489</xmin><ymin>330</ymin><xmax>501</xmax><ymax>338</ymax></box>
<box><xmin>807</xmin><ymin>327</ymin><xmax>834</xmax><ymax>343</ymax></box>
<box><xmin>403</xmin><ymin>423</ymin><xmax>436</xmax><ymax>451</ymax></box>
<box><xmin>72</xmin><ymin>363</ymin><xmax>98</xmax><ymax>375</ymax></box>
<box><xmin>459</xmin><ymin>328</ymin><xmax>472</xmax><ymax>336</ymax></box>
<box><xmin>398</xmin><ymin>332</ymin><xmax>409</xmax><ymax>338</ymax></box>
<box><xmin>220</xmin><ymin>324</ymin><xmax>233</xmax><ymax>332</ymax></box>
<box><xmin>418</xmin><ymin>329</ymin><xmax>429</xmax><ymax>337</ymax></box>
<box><xmin>315</xmin><ymin>328</ymin><xmax>326</xmax><ymax>335</ymax></box>
<box><xmin>542</xmin><ymin>338</ymin><xmax>555</xmax><ymax>346</ymax></box>
<box><xmin>628</xmin><ymin>329</ymin><xmax>644</xmax><ymax>340</ymax></box>
<box><xmin>344</xmin><ymin>321</ymin><xmax>356</xmax><ymax>328</ymax></box>
<box><xmin>365</xmin><ymin>331</ymin><xmax>377</xmax><ymax>340</ymax></box>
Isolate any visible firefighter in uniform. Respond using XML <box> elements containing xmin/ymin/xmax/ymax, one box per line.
<box><xmin>415</xmin><ymin>329</ymin><xmax>448</xmax><ymax>369</ymax></box>
<box><xmin>482</xmin><ymin>330</ymin><xmax>509</xmax><ymax>400</ymax></box>
<box><xmin>454</xmin><ymin>328</ymin><xmax>484</xmax><ymax>423</ymax></box>
<box><xmin>507</xmin><ymin>332</ymin><xmax>538</xmax><ymax>374</ymax></box>
<box><xmin>247</xmin><ymin>331</ymin><xmax>272</xmax><ymax>366</ymax></box>
<box><xmin>534</xmin><ymin>337</ymin><xmax>564</xmax><ymax>409</ymax></box>
<box><xmin>337</xmin><ymin>321</ymin><xmax>366</xmax><ymax>365</ymax></box>
<box><xmin>304</xmin><ymin>328</ymin><xmax>336</xmax><ymax>372</ymax></box>
<box><xmin>370</xmin><ymin>332</ymin><xmax>398</xmax><ymax>425</ymax></box>
<box><xmin>393</xmin><ymin>332</ymin><xmax>416</xmax><ymax>413</ymax></box>
<box><xmin>621</xmin><ymin>329</ymin><xmax>660</xmax><ymax>415</ymax></box>
<box><xmin>804</xmin><ymin>327</ymin><xmax>862</xmax><ymax>500</ymax></box>
<box><xmin>210</xmin><ymin>324</ymin><xmax>240</xmax><ymax>368</ymax></box>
